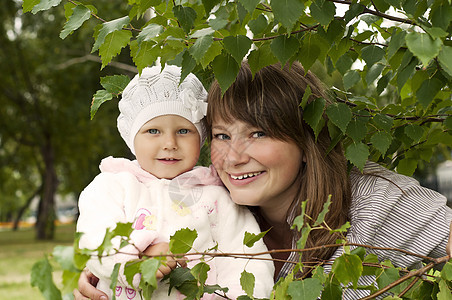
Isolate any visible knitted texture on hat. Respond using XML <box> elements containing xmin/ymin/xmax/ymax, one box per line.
<box><xmin>117</xmin><ymin>65</ymin><xmax>208</xmax><ymax>154</ymax></box>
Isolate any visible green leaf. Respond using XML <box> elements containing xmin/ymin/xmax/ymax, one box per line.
<box><xmin>238</xmin><ymin>0</ymin><xmax>260</xmax><ymax>13</ymax></box>
<box><xmin>345</xmin><ymin>142</ymin><xmax>369</xmax><ymax>171</ymax></box>
<box><xmin>212</xmin><ymin>53</ymin><xmax>240</xmax><ymax>94</ymax></box>
<box><xmin>243</xmin><ymin>229</ymin><xmax>270</xmax><ymax>248</ymax></box>
<box><xmin>343</xmin><ymin>70</ymin><xmax>360</xmax><ymax>91</ymax></box>
<box><xmin>438</xmin><ymin>46</ymin><xmax>452</xmax><ymax>77</ymax></box>
<box><xmin>336</xmin><ymin>54</ymin><xmax>354</xmax><ymax>75</ymax></box>
<box><xmin>140</xmin><ymin>259</ymin><xmax>160</xmax><ymax>289</ymax></box>
<box><xmin>331</xmin><ymin>254</ymin><xmax>363</xmax><ymax>287</ymax></box>
<box><xmin>92</xmin><ymin>16</ymin><xmax>130</xmax><ymax>53</ymax></box>
<box><xmin>405</xmin><ymin>32</ymin><xmax>442</xmax><ymax>67</ymax></box>
<box><xmin>169</xmin><ymin>228</ymin><xmax>197</xmax><ymax>255</ymax></box>
<box><xmin>100</xmin><ymin>75</ymin><xmax>130</xmax><ymax>96</ymax></box>
<box><xmin>321</xmin><ymin>281</ymin><xmax>342</xmax><ymax>299</ymax></box>
<box><xmin>60</xmin><ymin>5</ymin><xmax>91</xmax><ymax>39</ymax></box>
<box><xmin>404</xmin><ymin>124</ymin><xmax>424</xmax><ymax>142</ymax></box>
<box><xmin>438</xmin><ymin>279</ymin><xmax>452</xmax><ymax>300</ymax></box>
<box><xmin>248</xmin><ymin>14</ymin><xmax>268</xmax><ymax>35</ymax></box>
<box><xmin>202</xmin><ymin>0</ymin><xmax>221</xmax><ymax>14</ymax></box>
<box><xmin>387</xmin><ymin>30</ymin><xmax>406</xmax><ymax>60</ymax></box>
<box><xmin>344</xmin><ymin>3</ymin><xmax>364</xmax><ymax>23</ymax></box>
<box><xmin>310</xmin><ymin>0</ymin><xmax>336</xmax><ymax>26</ymax></box>
<box><xmin>22</xmin><ymin>0</ymin><xmax>41</xmax><ymax>13</ymax></box>
<box><xmin>124</xmin><ymin>260</ymin><xmax>141</xmax><ymax>287</ymax></box>
<box><xmin>99</xmin><ymin>30</ymin><xmax>132</xmax><ymax>69</ymax></box>
<box><xmin>445</xmin><ymin>116</ymin><xmax>452</xmax><ymax>130</ymax></box>
<box><xmin>304</xmin><ymin>97</ymin><xmax>326</xmax><ymax>138</ymax></box>
<box><xmin>131</xmin><ymin>40</ymin><xmax>160</xmax><ymax>73</ymax></box>
<box><xmin>287</xmin><ymin>278</ymin><xmax>323</xmax><ymax>300</ymax></box>
<box><xmin>273</xmin><ymin>272</ymin><xmax>294</xmax><ymax>299</ymax></box>
<box><xmin>190</xmin><ymin>35</ymin><xmax>214</xmax><ymax>63</ymax></box>
<box><xmin>315</xmin><ymin>195</ymin><xmax>332</xmax><ymax>226</ymax></box>
<box><xmin>371</xmin><ymin>131</ymin><xmax>392</xmax><ymax>156</ymax></box>
<box><xmin>191</xmin><ymin>262</ymin><xmax>210</xmax><ymax>285</ymax></box>
<box><xmin>271</xmin><ymin>0</ymin><xmax>305</xmax><ymax>31</ymax></box>
<box><xmin>248</xmin><ymin>44</ymin><xmax>278</xmax><ymax>76</ymax></box>
<box><xmin>361</xmin><ymin>45</ymin><xmax>385</xmax><ymax>67</ymax></box>
<box><xmin>110</xmin><ymin>263</ymin><xmax>120</xmax><ymax>298</ymax></box>
<box><xmin>397</xmin><ymin>158</ymin><xmax>417</xmax><ymax>176</ymax></box>
<box><xmin>223</xmin><ymin>35</ymin><xmax>252</xmax><ymax>64</ymax></box>
<box><xmin>366</xmin><ymin>63</ymin><xmax>385</xmax><ymax>85</ymax></box>
<box><xmin>173</xmin><ymin>5</ymin><xmax>197</xmax><ymax>34</ymax></box>
<box><xmin>199</xmin><ymin>41</ymin><xmax>223</xmax><ymax>69</ymax></box>
<box><xmin>431</xmin><ymin>4</ymin><xmax>452</xmax><ymax>31</ymax></box>
<box><xmin>415</xmin><ymin>77</ymin><xmax>443</xmax><ymax>108</ymax></box>
<box><xmin>298</xmin><ymin>35</ymin><xmax>323</xmax><ymax>72</ymax></box>
<box><xmin>30</xmin><ymin>0</ymin><xmax>61</xmax><ymax>14</ymax></box>
<box><xmin>347</xmin><ymin>119</ymin><xmax>368</xmax><ymax>142</ymax></box>
<box><xmin>441</xmin><ymin>262</ymin><xmax>452</xmax><ymax>281</ymax></box>
<box><xmin>376</xmin><ymin>267</ymin><xmax>401</xmax><ymax>293</ymax></box>
<box><xmin>91</xmin><ymin>90</ymin><xmax>113</xmax><ymax>119</ymax></box>
<box><xmin>181</xmin><ymin>51</ymin><xmax>197</xmax><ymax>83</ymax></box>
<box><xmin>240</xmin><ymin>271</ymin><xmax>255</xmax><ymax>297</ymax></box>
<box><xmin>373</xmin><ymin>114</ymin><xmax>393</xmax><ymax>132</ymax></box>
<box><xmin>137</xmin><ymin>24</ymin><xmax>163</xmax><ymax>44</ymax></box>
<box><xmin>270</xmin><ymin>35</ymin><xmax>300</xmax><ymax>66</ymax></box>
<box><xmin>326</xmin><ymin>103</ymin><xmax>352</xmax><ymax>133</ymax></box>
<box><xmin>31</xmin><ymin>258</ymin><xmax>62</xmax><ymax>300</ymax></box>
<box><xmin>52</xmin><ymin>246</ymin><xmax>77</xmax><ymax>272</ymax></box>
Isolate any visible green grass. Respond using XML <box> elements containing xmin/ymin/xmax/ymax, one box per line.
<box><xmin>0</xmin><ymin>224</ymin><xmax>76</xmax><ymax>300</ymax></box>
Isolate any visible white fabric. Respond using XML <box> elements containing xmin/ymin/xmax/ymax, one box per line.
<box><xmin>77</xmin><ymin>157</ymin><xmax>274</xmax><ymax>300</ymax></box>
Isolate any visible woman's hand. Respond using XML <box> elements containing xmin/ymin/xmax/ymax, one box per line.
<box><xmin>447</xmin><ymin>221</ymin><xmax>452</xmax><ymax>258</ymax></box>
<box><xmin>73</xmin><ymin>268</ymin><xmax>107</xmax><ymax>300</ymax></box>
<box><xmin>141</xmin><ymin>242</ymin><xmax>187</xmax><ymax>279</ymax></box>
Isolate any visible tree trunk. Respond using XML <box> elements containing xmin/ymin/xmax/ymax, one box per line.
<box><xmin>35</xmin><ymin>136</ymin><xmax>58</xmax><ymax>240</ymax></box>
<box><xmin>13</xmin><ymin>185</ymin><xmax>43</xmax><ymax>231</ymax></box>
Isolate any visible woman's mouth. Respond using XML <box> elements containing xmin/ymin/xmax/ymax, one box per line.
<box><xmin>230</xmin><ymin>172</ymin><xmax>263</xmax><ymax>180</ymax></box>
<box><xmin>228</xmin><ymin>171</ymin><xmax>264</xmax><ymax>185</ymax></box>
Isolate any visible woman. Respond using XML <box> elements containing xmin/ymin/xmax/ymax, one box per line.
<box><xmin>75</xmin><ymin>61</ymin><xmax>452</xmax><ymax>299</ymax></box>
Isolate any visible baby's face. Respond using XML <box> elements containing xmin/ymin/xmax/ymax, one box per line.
<box><xmin>134</xmin><ymin>115</ymin><xmax>200</xmax><ymax>179</ymax></box>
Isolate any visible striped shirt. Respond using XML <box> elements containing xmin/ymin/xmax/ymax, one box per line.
<box><xmin>277</xmin><ymin>162</ymin><xmax>452</xmax><ymax>298</ymax></box>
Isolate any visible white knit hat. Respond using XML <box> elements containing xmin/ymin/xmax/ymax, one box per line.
<box><xmin>117</xmin><ymin>65</ymin><xmax>208</xmax><ymax>154</ymax></box>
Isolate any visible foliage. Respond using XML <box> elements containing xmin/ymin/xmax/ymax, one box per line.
<box><xmin>22</xmin><ymin>0</ymin><xmax>452</xmax><ymax>175</ymax></box>
<box><xmin>23</xmin><ymin>0</ymin><xmax>452</xmax><ymax>298</ymax></box>
<box><xmin>31</xmin><ymin>202</ymin><xmax>452</xmax><ymax>299</ymax></box>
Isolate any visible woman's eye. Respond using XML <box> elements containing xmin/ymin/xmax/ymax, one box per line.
<box><xmin>147</xmin><ymin>129</ymin><xmax>159</xmax><ymax>134</ymax></box>
<box><xmin>213</xmin><ymin>133</ymin><xmax>230</xmax><ymax>140</ymax></box>
<box><xmin>178</xmin><ymin>129</ymin><xmax>190</xmax><ymax>134</ymax></box>
<box><xmin>252</xmin><ymin>131</ymin><xmax>266</xmax><ymax>138</ymax></box>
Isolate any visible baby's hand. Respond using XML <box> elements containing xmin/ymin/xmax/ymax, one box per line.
<box><xmin>141</xmin><ymin>242</ymin><xmax>188</xmax><ymax>279</ymax></box>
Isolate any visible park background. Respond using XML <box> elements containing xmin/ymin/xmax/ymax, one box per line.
<box><xmin>1</xmin><ymin>0</ymin><xmax>452</xmax><ymax>299</ymax></box>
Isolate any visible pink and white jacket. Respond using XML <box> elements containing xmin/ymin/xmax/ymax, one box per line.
<box><xmin>77</xmin><ymin>156</ymin><xmax>274</xmax><ymax>300</ymax></box>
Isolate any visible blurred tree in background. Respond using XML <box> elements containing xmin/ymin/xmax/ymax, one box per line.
<box><xmin>0</xmin><ymin>0</ymin><xmax>132</xmax><ymax>239</ymax></box>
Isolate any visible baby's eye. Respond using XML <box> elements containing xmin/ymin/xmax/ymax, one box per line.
<box><xmin>251</xmin><ymin>131</ymin><xmax>266</xmax><ymax>138</ymax></box>
<box><xmin>213</xmin><ymin>133</ymin><xmax>230</xmax><ymax>140</ymax></box>
<box><xmin>147</xmin><ymin>129</ymin><xmax>160</xmax><ymax>134</ymax></box>
<box><xmin>178</xmin><ymin>129</ymin><xmax>190</xmax><ymax>134</ymax></box>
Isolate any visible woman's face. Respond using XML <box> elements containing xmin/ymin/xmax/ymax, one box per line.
<box><xmin>210</xmin><ymin>118</ymin><xmax>304</xmax><ymax>219</ymax></box>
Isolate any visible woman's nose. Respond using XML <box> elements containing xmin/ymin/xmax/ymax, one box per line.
<box><xmin>223</xmin><ymin>138</ymin><xmax>250</xmax><ymax>166</ymax></box>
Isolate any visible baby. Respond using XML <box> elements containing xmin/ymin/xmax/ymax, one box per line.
<box><xmin>76</xmin><ymin>65</ymin><xmax>274</xmax><ymax>299</ymax></box>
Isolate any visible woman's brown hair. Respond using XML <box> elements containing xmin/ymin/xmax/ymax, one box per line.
<box><xmin>206</xmin><ymin>61</ymin><xmax>351</xmax><ymax>276</ymax></box>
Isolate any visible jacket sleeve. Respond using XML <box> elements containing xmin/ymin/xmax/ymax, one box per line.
<box><xmin>207</xmin><ymin>187</ymin><xmax>275</xmax><ymax>299</ymax></box>
<box><xmin>77</xmin><ymin>172</ymin><xmax>162</xmax><ymax>288</ymax></box>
